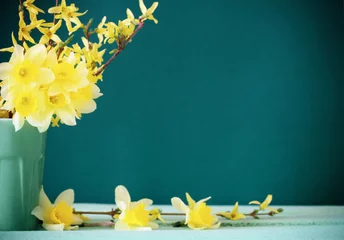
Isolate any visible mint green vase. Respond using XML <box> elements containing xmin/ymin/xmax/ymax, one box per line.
<box><xmin>0</xmin><ymin>119</ymin><xmax>47</xmax><ymax>231</ymax></box>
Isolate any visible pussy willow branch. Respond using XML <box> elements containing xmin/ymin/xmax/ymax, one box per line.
<box><xmin>94</xmin><ymin>20</ymin><xmax>145</xmax><ymax>76</ymax></box>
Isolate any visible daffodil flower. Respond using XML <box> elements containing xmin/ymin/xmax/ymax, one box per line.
<box><xmin>38</xmin><ymin>20</ymin><xmax>63</xmax><ymax>44</ymax></box>
<box><xmin>249</xmin><ymin>194</ymin><xmax>279</xmax><ymax>214</ymax></box>
<box><xmin>31</xmin><ymin>187</ymin><xmax>83</xmax><ymax>231</ymax></box>
<box><xmin>171</xmin><ymin>193</ymin><xmax>221</xmax><ymax>230</ymax></box>
<box><xmin>139</xmin><ymin>0</ymin><xmax>159</xmax><ymax>24</ymax></box>
<box><xmin>218</xmin><ymin>202</ymin><xmax>246</xmax><ymax>220</ymax></box>
<box><xmin>0</xmin><ymin>44</ymin><xmax>55</xmax><ymax>131</ymax></box>
<box><xmin>114</xmin><ymin>185</ymin><xmax>159</xmax><ymax>230</ymax></box>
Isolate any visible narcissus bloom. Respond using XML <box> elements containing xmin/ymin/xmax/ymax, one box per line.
<box><xmin>114</xmin><ymin>185</ymin><xmax>158</xmax><ymax>230</ymax></box>
<box><xmin>171</xmin><ymin>193</ymin><xmax>221</xmax><ymax>230</ymax></box>
<box><xmin>249</xmin><ymin>194</ymin><xmax>279</xmax><ymax>213</ymax></box>
<box><xmin>31</xmin><ymin>187</ymin><xmax>83</xmax><ymax>231</ymax></box>
<box><xmin>218</xmin><ymin>202</ymin><xmax>246</xmax><ymax>220</ymax></box>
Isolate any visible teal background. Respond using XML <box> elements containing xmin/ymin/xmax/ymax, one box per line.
<box><xmin>0</xmin><ymin>0</ymin><xmax>343</xmax><ymax>205</ymax></box>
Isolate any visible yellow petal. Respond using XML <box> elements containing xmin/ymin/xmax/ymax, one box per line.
<box><xmin>233</xmin><ymin>213</ymin><xmax>246</xmax><ymax>220</ymax></box>
<box><xmin>0</xmin><ymin>63</ymin><xmax>13</xmax><ymax>80</ymax></box>
<box><xmin>266</xmin><ymin>207</ymin><xmax>279</xmax><ymax>214</ymax></box>
<box><xmin>42</xmin><ymin>223</ymin><xmax>65</xmax><ymax>231</ymax></box>
<box><xmin>25</xmin><ymin>44</ymin><xmax>47</xmax><ymax>66</ymax></box>
<box><xmin>10</xmin><ymin>44</ymin><xmax>24</xmax><ymax>65</ymax></box>
<box><xmin>139</xmin><ymin>0</ymin><xmax>147</xmax><ymax>14</ymax></box>
<box><xmin>39</xmin><ymin>187</ymin><xmax>53</xmax><ymax>212</ymax></box>
<box><xmin>54</xmin><ymin>189</ymin><xmax>74</xmax><ymax>206</ymax></box>
<box><xmin>260</xmin><ymin>195</ymin><xmax>272</xmax><ymax>209</ymax></box>
<box><xmin>48</xmin><ymin>6</ymin><xmax>61</xmax><ymax>14</ymax></box>
<box><xmin>249</xmin><ymin>200</ymin><xmax>261</xmax><ymax>205</ymax></box>
<box><xmin>31</xmin><ymin>206</ymin><xmax>44</xmax><ymax>221</ymax></box>
<box><xmin>37</xmin><ymin>68</ymin><xmax>55</xmax><ymax>85</ymax></box>
<box><xmin>72</xmin><ymin>214</ymin><xmax>83</xmax><ymax>225</ymax></box>
<box><xmin>131</xmin><ymin>198</ymin><xmax>153</xmax><ymax>208</ymax></box>
<box><xmin>13</xmin><ymin>112</ymin><xmax>25</xmax><ymax>132</ymax></box>
<box><xmin>171</xmin><ymin>197</ymin><xmax>188</xmax><ymax>213</ymax></box>
<box><xmin>232</xmin><ymin>202</ymin><xmax>239</xmax><ymax>214</ymax></box>
<box><xmin>148</xmin><ymin>222</ymin><xmax>159</xmax><ymax>230</ymax></box>
<box><xmin>147</xmin><ymin>2</ymin><xmax>158</xmax><ymax>15</ymax></box>
<box><xmin>115</xmin><ymin>220</ymin><xmax>130</xmax><ymax>230</ymax></box>
<box><xmin>55</xmin><ymin>108</ymin><xmax>77</xmax><ymax>126</ymax></box>
<box><xmin>185</xmin><ymin>193</ymin><xmax>196</xmax><ymax>209</ymax></box>
<box><xmin>195</xmin><ymin>196</ymin><xmax>211</xmax><ymax>209</ymax></box>
<box><xmin>115</xmin><ymin>185</ymin><xmax>131</xmax><ymax>210</ymax></box>
<box><xmin>211</xmin><ymin>221</ymin><xmax>221</xmax><ymax>229</ymax></box>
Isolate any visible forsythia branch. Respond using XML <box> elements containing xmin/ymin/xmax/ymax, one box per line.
<box><xmin>94</xmin><ymin>20</ymin><xmax>145</xmax><ymax>76</ymax></box>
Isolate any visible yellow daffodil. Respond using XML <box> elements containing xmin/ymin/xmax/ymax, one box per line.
<box><xmin>38</xmin><ymin>20</ymin><xmax>63</xmax><ymax>44</ymax></box>
<box><xmin>46</xmin><ymin>49</ymin><xmax>89</xmax><ymax>96</ymax></box>
<box><xmin>218</xmin><ymin>202</ymin><xmax>246</xmax><ymax>220</ymax></box>
<box><xmin>114</xmin><ymin>185</ymin><xmax>158</xmax><ymax>230</ymax></box>
<box><xmin>48</xmin><ymin>0</ymin><xmax>87</xmax><ymax>34</ymax></box>
<box><xmin>70</xmin><ymin>83</ymin><xmax>102</xmax><ymax>115</ymax></box>
<box><xmin>139</xmin><ymin>0</ymin><xmax>159</xmax><ymax>24</ymax></box>
<box><xmin>0</xmin><ymin>44</ymin><xmax>54</xmax><ymax>131</ymax></box>
<box><xmin>149</xmin><ymin>208</ymin><xmax>165</xmax><ymax>222</ymax></box>
<box><xmin>249</xmin><ymin>194</ymin><xmax>279</xmax><ymax>213</ymax></box>
<box><xmin>95</xmin><ymin>17</ymin><xmax>107</xmax><ymax>44</ymax></box>
<box><xmin>23</xmin><ymin>0</ymin><xmax>45</xmax><ymax>22</ymax></box>
<box><xmin>0</xmin><ymin>44</ymin><xmax>54</xmax><ymax>90</ymax></box>
<box><xmin>171</xmin><ymin>193</ymin><xmax>221</xmax><ymax>230</ymax></box>
<box><xmin>31</xmin><ymin>187</ymin><xmax>83</xmax><ymax>231</ymax></box>
<box><xmin>18</xmin><ymin>13</ymin><xmax>44</xmax><ymax>43</ymax></box>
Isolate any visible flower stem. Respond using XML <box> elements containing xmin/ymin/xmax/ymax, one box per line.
<box><xmin>94</xmin><ymin>20</ymin><xmax>145</xmax><ymax>76</ymax></box>
<box><xmin>74</xmin><ymin>208</ymin><xmax>119</xmax><ymax>217</ymax></box>
<box><xmin>53</xmin><ymin>0</ymin><xmax>59</xmax><ymax>25</ymax></box>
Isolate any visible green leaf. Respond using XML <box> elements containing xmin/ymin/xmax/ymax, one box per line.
<box><xmin>172</xmin><ymin>221</ymin><xmax>185</xmax><ymax>227</ymax></box>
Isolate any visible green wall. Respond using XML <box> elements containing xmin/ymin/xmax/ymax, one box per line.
<box><xmin>1</xmin><ymin>0</ymin><xmax>343</xmax><ymax>205</ymax></box>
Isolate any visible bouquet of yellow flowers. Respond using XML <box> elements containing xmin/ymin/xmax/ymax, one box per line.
<box><xmin>0</xmin><ymin>0</ymin><xmax>158</xmax><ymax>132</ymax></box>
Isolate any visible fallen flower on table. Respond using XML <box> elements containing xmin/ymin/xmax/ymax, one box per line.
<box><xmin>149</xmin><ymin>208</ymin><xmax>165</xmax><ymax>222</ymax></box>
<box><xmin>171</xmin><ymin>193</ymin><xmax>221</xmax><ymax>230</ymax></box>
<box><xmin>114</xmin><ymin>185</ymin><xmax>159</xmax><ymax>230</ymax></box>
<box><xmin>249</xmin><ymin>194</ymin><xmax>279</xmax><ymax>214</ymax></box>
<box><xmin>217</xmin><ymin>202</ymin><xmax>246</xmax><ymax>220</ymax></box>
<box><xmin>31</xmin><ymin>187</ymin><xmax>83</xmax><ymax>231</ymax></box>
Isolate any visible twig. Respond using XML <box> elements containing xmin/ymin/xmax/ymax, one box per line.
<box><xmin>74</xmin><ymin>208</ymin><xmax>119</xmax><ymax>217</ymax></box>
<box><xmin>94</xmin><ymin>20</ymin><xmax>145</xmax><ymax>76</ymax></box>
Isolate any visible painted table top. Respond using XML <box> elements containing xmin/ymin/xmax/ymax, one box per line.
<box><xmin>0</xmin><ymin>204</ymin><xmax>343</xmax><ymax>240</ymax></box>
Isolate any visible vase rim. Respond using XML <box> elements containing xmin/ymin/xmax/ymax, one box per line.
<box><xmin>0</xmin><ymin>118</ymin><xmax>12</xmax><ymax>122</ymax></box>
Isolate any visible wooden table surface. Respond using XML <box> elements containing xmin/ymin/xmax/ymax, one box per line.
<box><xmin>1</xmin><ymin>204</ymin><xmax>343</xmax><ymax>240</ymax></box>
